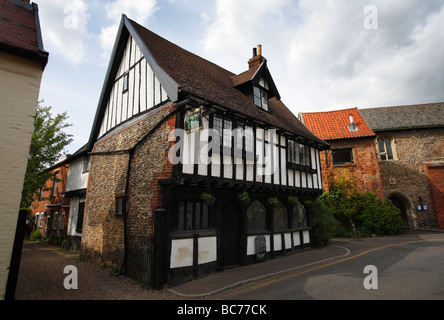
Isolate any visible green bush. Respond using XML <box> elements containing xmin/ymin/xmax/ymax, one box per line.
<box><xmin>358</xmin><ymin>201</ymin><xmax>403</xmax><ymax>236</ymax></box>
<box><xmin>319</xmin><ymin>172</ymin><xmax>403</xmax><ymax>237</ymax></box>
<box><xmin>310</xmin><ymin>198</ymin><xmax>337</xmax><ymax>247</ymax></box>
<box><xmin>29</xmin><ymin>230</ymin><xmax>43</xmax><ymax>242</ymax></box>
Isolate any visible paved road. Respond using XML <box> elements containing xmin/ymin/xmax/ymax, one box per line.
<box><xmin>14</xmin><ymin>233</ymin><xmax>444</xmax><ymax>301</ymax></box>
<box><xmin>214</xmin><ymin>233</ymin><xmax>444</xmax><ymax>300</ymax></box>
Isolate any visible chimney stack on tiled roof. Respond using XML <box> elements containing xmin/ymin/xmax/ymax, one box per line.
<box><xmin>248</xmin><ymin>44</ymin><xmax>265</xmax><ymax>69</ymax></box>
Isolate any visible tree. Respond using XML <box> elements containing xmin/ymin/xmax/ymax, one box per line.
<box><xmin>21</xmin><ymin>101</ymin><xmax>73</xmax><ymax>207</ymax></box>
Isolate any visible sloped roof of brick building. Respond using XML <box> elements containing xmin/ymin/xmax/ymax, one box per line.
<box><xmin>131</xmin><ymin>18</ymin><xmax>327</xmax><ymax>147</ymax></box>
<box><xmin>0</xmin><ymin>0</ymin><xmax>48</xmax><ymax>67</ymax></box>
<box><xmin>301</xmin><ymin>107</ymin><xmax>375</xmax><ymax>141</ymax></box>
<box><xmin>359</xmin><ymin>102</ymin><xmax>444</xmax><ymax>131</ymax></box>
<box><xmin>89</xmin><ymin>15</ymin><xmax>328</xmax><ymax>149</ymax></box>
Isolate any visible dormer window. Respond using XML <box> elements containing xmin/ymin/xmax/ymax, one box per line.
<box><xmin>253</xmin><ymin>85</ymin><xmax>268</xmax><ymax>111</ymax></box>
<box><xmin>348</xmin><ymin>115</ymin><xmax>359</xmax><ymax>132</ymax></box>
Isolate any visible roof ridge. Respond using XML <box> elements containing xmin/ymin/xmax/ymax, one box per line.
<box><xmin>302</xmin><ymin>106</ymin><xmax>358</xmax><ymax>115</ymax></box>
<box><xmin>360</xmin><ymin>101</ymin><xmax>444</xmax><ymax>111</ymax></box>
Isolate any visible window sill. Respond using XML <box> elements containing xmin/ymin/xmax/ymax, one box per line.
<box><xmin>172</xmin><ymin>230</ymin><xmax>217</xmax><ymax>239</ymax></box>
<box><xmin>333</xmin><ymin>163</ymin><xmax>355</xmax><ymax>167</ymax></box>
<box><xmin>287</xmin><ymin>162</ymin><xmax>316</xmax><ymax>173</ymax></box>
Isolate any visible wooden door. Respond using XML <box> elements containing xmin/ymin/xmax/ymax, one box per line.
<box><xmin>220</xmin><ymin>200</ymin><xmax>241</xmax><ymax>268</ymax></box>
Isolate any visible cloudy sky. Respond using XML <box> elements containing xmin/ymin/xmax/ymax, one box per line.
<box><xmin>36</xmin><ymin>0</ymin><xmax>444</xmax><ymax>155</ymax></box>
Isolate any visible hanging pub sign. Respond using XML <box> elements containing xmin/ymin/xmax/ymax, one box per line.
<box><xmin>184</xmin><ymin>107</ymin><xmax>203</xmax><ymax>133</ymax></box>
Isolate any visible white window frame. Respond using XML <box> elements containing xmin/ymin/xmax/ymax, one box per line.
<box><xmin>53</xmin><ymin>212</ymin><xmax>59</xmax><ymax>229</ymax></box>
<box><xmin>59</xmin><ymin>212</ymin><xmax>65</xmax><ymax>230</ymax></box>
<box><xmin>253</xmin><ymin>86</ymin><xmax>269</xmax><ymax>111</ymax></box>
<box><xmin>38</xmin><ymin>213</ymin><xmax>44</xmax><ymax>228</ymax></box>
<box><xmin>377</xmin><ymin>136</ymin><xmax>396</xmax><ymax>161</ymax></box>
<box><xmin>52</xmin><ymin>171</ymin><xmax>59</xmax><ymax>197</ymax></box>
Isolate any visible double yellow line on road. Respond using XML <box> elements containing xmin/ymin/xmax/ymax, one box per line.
<box><xmin>218</xmin><ymin>238</ymin><xmax>443</xmax><ymax>300</ymax></box>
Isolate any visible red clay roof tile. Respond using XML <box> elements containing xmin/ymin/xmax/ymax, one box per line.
<box><xmin>302</xmin><ymin>107</ymin><xmax>375</xmax><ymax>141</ymax></box>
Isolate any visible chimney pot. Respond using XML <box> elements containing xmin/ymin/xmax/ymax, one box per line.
<box><xmin>248</xmin><ymin>44</ymin><xmax>265</xmax><ymax>69</ymax></box>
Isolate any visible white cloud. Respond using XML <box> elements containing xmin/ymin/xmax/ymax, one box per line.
<box><xmin>99</xmin><ymin>0</ymin><xmax>158</xmax><ymax>58</ymax></box>
<box><xmin>200</xmin><ymin>0</ymin><xmax>295</xmax><ymax>73</ymax></box>
<box><xmin>199</xmin><ymin>0</ymin><xmax>444</xmax><ymax>113</ymax></box>
<box><xmin>39</xmin><ymin>0</ymin><xmax>90</xmax><ymax>65</ymax></box>
<box><xmin>284</xmin><ymin>0</ymin><xmax>444</xmax><ymax>111</ymax></box>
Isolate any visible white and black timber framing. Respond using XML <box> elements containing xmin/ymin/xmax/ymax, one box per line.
<box><xmin>85</xmin><ymin>15</ymin><xmax>330</xmax><ymax>289</ymax></box>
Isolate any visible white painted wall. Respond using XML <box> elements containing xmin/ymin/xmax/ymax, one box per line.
<box><xmin>181</xmin><ymin>117</ymin><xmax>323</xmax><ymax>191</ymax></box>
<box><xmin>65</xmin><ymin>156</ymin><xmax>89</xmax><ymax>193</ymax></box>
<box><xmin>170</xmin><ymin>239</ymin><xmax>194</xmax><ymax>269</ymax></box>
<box><xmin>170</xmin><ymin>236</ymin><xmax>217</xmax><ymax>269</ymax></box>
<box><xmin>98</xmin><ymin>36</ymin><xmax>169</xmax><ymax>138</ymax></box>
<box><xmin>198</xmin><ymin>237</ymin><xmax>217</xmax><ymax>265</ymax></box>
<box><xmin>0</xmin><ymin>51</ymin><xmax>44</xmax><ymax>299</ymax></box>
<box><xmin>67</xmin><ymin>197</ymin><xmax>85</xmax><ymax>237</ymax></box>
<box><xmin>247</xmin><ymin>235</ymin><xmax>271</xmax><ymax>256</ymax></box>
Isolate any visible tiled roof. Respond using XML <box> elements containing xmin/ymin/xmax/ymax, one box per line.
<box><xmin>359</xmin><ymin>102</ymin><xmax>444</xmax><ymax>131</ymax></box>
<box><xmin>231</xmin><ymin>66</ymin><xmax>260</xmax><ymax>87</ymax></box>
<box><xmin>130</xmin><ymin>19</ymin><xmax>327</xmax><ymax>147</ymax></box>
<box><xmin>0</xmin><ymin>0</ymin><xmax>48</xmax><ymax>67</ymax></box>
<box><xmin>301</xmin><ymin>107</ymin><xmax>375</xmax><ymax>141</ymax></box>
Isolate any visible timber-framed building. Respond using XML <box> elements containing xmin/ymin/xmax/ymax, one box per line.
<box><xmin>82</xmin><ymin>15</ymin><xmax>328</xmax><ymax>287</ymax></box>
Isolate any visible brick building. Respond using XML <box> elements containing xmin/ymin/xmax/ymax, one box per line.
<box><xmin>31</xmin><ymin>162</ymin><xmax>70</xmax><ymax>242</ymax></box>
<box><xmin>301</xmin><ymin>103</ymin><xmax>444</xmax><ymax>230</ymax></box>
<box><xmin>82</xmin><ymin>15</ymin><xmax>329</xmax><ymax>288</ymax></box>
<box><xmin>300</xmin><ymin>107</ymin><xmax>383</xmax><ymax>195</ymax></box>
<box><xmin>360</xmin><ymin>103</ymin><xmax>444</xmax><ymax>230</ymax></box>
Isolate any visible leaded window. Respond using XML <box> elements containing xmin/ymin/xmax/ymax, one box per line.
<box><xmin>247</xmin><ymin>200</ymin><xmax>267</xmax><ymax>231</ymax></box>
<box><xmin>377</xmin><ymin>137</ymin><xmax>394</xmax><ymax>160</ymax></box>
<box><xmin>291</xmin><ymin>202</ymin><xmax>307</xmax><ymax>228</ymax></box>
<box><xmin>288</xmin><ymin>140</ymin><xmax>311</xmax><ymax>167</ymax></box>
<box><xmin>178</xmin><ymin>201</ymin><xmax>209</xmax><ymax>232</ymax></box>
<box><xmin>273</xmin><ymin>201</ymin><xmax>289</xmax><ymax>231</ymax></box>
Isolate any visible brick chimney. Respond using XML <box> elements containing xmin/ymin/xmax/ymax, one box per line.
<box><xmin>248</xmin><ymin>45</ymin><xmax>265</xmax><ymax>69</ymax></box>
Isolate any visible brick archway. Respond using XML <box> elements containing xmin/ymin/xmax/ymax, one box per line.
<box><xmin>387</xmin><ymin>192</ymin><xmax>414</xmax><ymax>230</ymax></box>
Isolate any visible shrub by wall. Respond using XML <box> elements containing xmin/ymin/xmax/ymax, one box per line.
<box><xmin>318</xmin><ymin>172</ymin><xmax>403</xmax><ymax>237</ymax></box>
<box><xmin>310</xmin><ymin>199</ymin><xmax>337</xmax><ymax>247</ymax></box>
<box><xmin>29</xmin><ymin>230</ymin><xmax>43</xmax><ymax>242</ymax></box>
<box><xmin>357</xmin><ymin>201</ymin><xmax>403</xmax><ymax>236</ymax></box>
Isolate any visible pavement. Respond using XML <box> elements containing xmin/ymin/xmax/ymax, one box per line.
<box><xmin>167</xmin><ymin>229</ymin><xmax>444</xmax><ymax>298</ymax></box>
<box><xmin>168</xmin><ymin>241</ymin><xmax>351</xmax><ymax>298</ymax></box>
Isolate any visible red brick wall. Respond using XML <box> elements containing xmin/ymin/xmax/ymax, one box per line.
<box><xmin>425</xmin><ymin>162</ymin><xmax>444</xmax><ymax>228</ymax></box>
<box><xmin>320</xmin><ymin>137</ymin><xmax>383</xmax><ymax>195</ymax></box>
<box><xmin>30</xmin><ymin>165</ymin><xmax>70</xmax><ymax>237</ymax></box>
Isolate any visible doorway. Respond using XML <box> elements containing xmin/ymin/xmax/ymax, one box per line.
<box><xmin>220</xmin><ymin>200</ymin><xmax>242</xmax><ymax>268</ymax></box>
<box><xmin>389</xmin><ymin>195</ymin><xmax>410</xmax><ymax>228</ymax></box>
